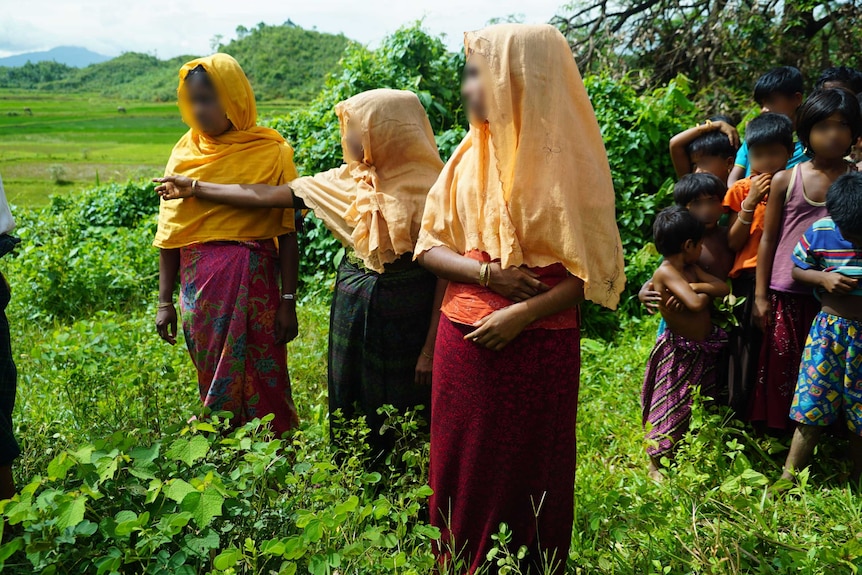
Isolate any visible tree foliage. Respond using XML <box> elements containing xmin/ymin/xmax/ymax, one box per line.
<box><xmin>553</xmin><ymin>0</ymin><xmax>862</xmax><ymax>108</ymax></box>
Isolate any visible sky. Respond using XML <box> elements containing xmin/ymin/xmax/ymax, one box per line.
<box><xmin>0</xmin><ymin>0</ymin><xmax>569</xmax><ymax>58</ymax></box>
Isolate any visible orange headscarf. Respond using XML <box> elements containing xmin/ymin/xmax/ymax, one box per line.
<box><xmin>153</xmin><ymin>53</ymin><xmax>296</xmax><ymax>249</ymax></box>
<box><xmin>414</xmin><ymin>24</ymin><xmax>625</xmax><ymax>309</ymax></box>
<box><xmin>291</xmin><ymin>89</ymin><xmax>443</xmax><ymax>272</ymax></box>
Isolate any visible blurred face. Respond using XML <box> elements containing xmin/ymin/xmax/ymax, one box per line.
<box><xmin>690</xmin><ymin>152</ymin><xmax>733</xmax><ymax>182</ymax></box>
<box><xmin>808</xmin><ymin>112</ymin><xmax>854</xmax><ymax>159</ymax></box>
<box><xmin>760</xmin><ymin>93</ymin><xmax>803</xmax><ymax>120</ymax></box>
<box><xmin>344</xmin><ymin>121</ymin><xmax>364</xmax><ymax>163</ymax></box>
<box><xmin>184</xmin><ymin>73</ymin><xmax>232</xmax><ymax>137</ymax></box>
<box><xmin>748</xmin><ymin>143</ymin><xmax>792</xmax><ymax>175</ymax></box>
<box><xmin>683</xmin><ymin>239</ymin><xmax>704</xmax><ymax>265</ymax></box>
<box><xmin>685</xmin><ymin>194</ymin><xmax>723</xmax><ymax>229</ymax></box>
<box><xmin>462</xmin><ymin>58</ymin><xmax>488</xmax><ymax>122</ymax></box>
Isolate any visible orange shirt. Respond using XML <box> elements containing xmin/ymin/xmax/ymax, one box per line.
<box><xmin>723</xmin><ymin>177</ymin><xmax>766</xmax><ymax>278</ymax></box>
<box><xmin>441</xmin><ymin>251</ymin><xmax>580</xmax><ymax>330</ymax></box>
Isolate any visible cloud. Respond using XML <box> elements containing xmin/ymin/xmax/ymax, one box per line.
<box><xmin>1</xmin><ymin>0</ymin><xmax>566</xmax><ymax>58</ymax></box>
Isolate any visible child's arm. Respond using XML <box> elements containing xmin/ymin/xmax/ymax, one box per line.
<box><xmin>727</xmin><ymin>165</ymin><xmax>746</xmax><ymax>187</ymax></box>
<box><xmin>658</xmin><ymin>267</ymin><xmax>711</xmax><ymax>313</ymax></box>
<box><xmin>753</xmin><ymin>170</ymin><xmax>791</xmax><ymax>328</ymax></box>
<box><xmin>637</xmin><ymin>278</ymin><xmax>661</xmax><ymax>314</ymax></box>
<box><xmin>154</xmin><ymin>176</ymin><xmax>300</xmax><ymax>209</ymax></box>
<box><xmin>690</xmin><ymin>265</ymin><xmax>731</xmax><ymax>298</ymax></box>
<box><xmin>791</xmin><ymin>267</ymin><xmax>859</xmax><ymax>294</ymax></box>
<box><xmin>669</xmin><ymin>120</ymin><xmax>739</xmax><ymax>178</ymax></box>
<box><xmin>727</xmin><ymin>141</ymin><xmax>749</xmax><ymax>186</ymax></box>
<box><xmin>726</xmin><ymin>175</ymin><xmax>771</xmax><ymax>252</ymax></box>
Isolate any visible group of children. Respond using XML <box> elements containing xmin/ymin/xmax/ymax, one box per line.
<box><xmin>639</xmin><ymin>65</ymin><xmax>862</xmax><ymax>484</ymax></box>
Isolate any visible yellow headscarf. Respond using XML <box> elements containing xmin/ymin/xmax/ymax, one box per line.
<box><xmin>153</xmin><ymin>53</ymin><xmax>296</xmax><ymax>249</ymax></box>
<box><xmin>291</xmin><ymin>89</ymin><xmax>443</xmax><ymax>272</ymax></box>
<box><xmin>415</xmin><ymin>24</ymin><xmax>625</xmax><ymax>309</ymax></box>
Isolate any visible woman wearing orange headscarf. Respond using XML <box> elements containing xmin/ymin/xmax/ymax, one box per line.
<box><xmin>155</xmin><ymin>89</ymin><xmax>445</xmax><ymax>459</ymax></box>
<box><xmin>415</xmin><ymin>24</ymin><xmax>625</xmax><ymax>574</ymax></box>
<box><xmin>154</xmin><ymin>54</ymin><xmax>300</xmax><ymax>436</ymax></box>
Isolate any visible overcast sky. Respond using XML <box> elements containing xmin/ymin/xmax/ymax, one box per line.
<box><xmin>0</xmin><ymin>0</ymin><xmax>568</xmax><ymax>58</ymax></box>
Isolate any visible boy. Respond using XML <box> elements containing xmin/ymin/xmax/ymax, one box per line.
<box><xmin>782</xmin><ymin>173</ymin><xmax>862</xmax><ymax>484</ymax></box>
<box><xmin>641</xmin><ymin>206</ymin><xmax>730</xmax><ymax>480</ymax></box>
<box><xmin>728</xmin><ymin>66</ymin><xmax>807</xmax><ymax>186</ymax></box>
<box><xmin>816</xmin><ymin>66</ymin><xmax>862</xmax><ymax>94</ymax></box>
<box><xmin>639</xmin><ymin>174</ymin><xmax>733</xmax><ymax>311</ymax></box>
<box><xmin>722</xmin><ymin>113</ymin><xmax>794</xmax><ymax>413</ymax></box>
<box><xmin>668</xmin><ymin>115</ymin><xmax>739</xmax><ymax>181</ymax></box>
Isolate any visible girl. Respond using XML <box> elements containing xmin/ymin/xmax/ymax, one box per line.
<box><xmin>752</xmin><ymin>88</ymin><xmax>862</xmax><ymax>432</ymax></box>
<box><xmin>414</xmin><ymin>24</ymin><xmax>625</xmax><ymax>574</ymax></box>
<box><xmin>154</xmin><ymin>54</ymin><xmax>300</xmax><ymax>436</ymax></box>
<box><xmin>156</xmin><ymin>89</ymin><xmax>445</xmax><ymax>461</ymax></box>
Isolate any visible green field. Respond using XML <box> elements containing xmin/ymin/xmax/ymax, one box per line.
<box><xmin>0</xmin><ymin>90</ymin><xmax>303</xmax><ymax>206</ymax></box>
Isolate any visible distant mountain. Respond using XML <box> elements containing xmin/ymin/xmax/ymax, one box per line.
<box><xmin>0</xmin><ymin>46</ymin><xmax>110</xmax><ymax>68</ymax></box>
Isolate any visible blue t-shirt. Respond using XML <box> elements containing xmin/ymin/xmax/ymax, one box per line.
<box><xmin>734</xmin><ymin>140</ymin><xmax>808</xmax><ymax>177</ymax></box>
<box><xmin>792</xmin><ymin>217</ymin><xmax>862</xmax><ymax>297</ymax></box>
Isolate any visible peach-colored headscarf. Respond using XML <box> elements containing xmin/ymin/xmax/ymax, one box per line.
<box><xmin>415</xmin><ymin>24</ymin><xmax>625</xmax><ymax>309</ymax></box>
<box><xmin>291</xmin><ymin>89</ymin><xmax>443</xmax><ymax>272</ymax></box>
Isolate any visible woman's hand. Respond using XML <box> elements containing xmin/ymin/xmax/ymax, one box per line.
<box><xmin>753</xmin><ymin>294</ymin><xmax>771</xmax><ymax>331</ymax></box>
<box><xmin>153</xmin><ymin>176</ymin><xmax>196</xmax><ymax>200</ymax></box>
<box><xmin>414</xmin><ymin>348</ymin><xmax>433</xmax><ymax>386</ymax></box>
<box><xmin>275</xmin><ymin>300</ymin><xmax>299</xmax><ymax>345</ymax></box>
<box><xmin>638</xmin><ymin>281</ymin><xmax>661</xmax><ymax>314</ymax></box>
<box><xmin>488</xmin><ymin>264</ymin><xmax>550</xmax><ymax>302</ymax></box>
<box><xmin>156</xmin><ymin>304</ymin><xmax>178</xmax><ymax>345</ymax></box>
<box><xmin>464</xmin><ymin>305</ymin><xmax>531</xmax><ymax>352</ymax></box>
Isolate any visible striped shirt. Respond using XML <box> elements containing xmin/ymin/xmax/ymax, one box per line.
<box><xmin>792</xmin><ymin>217</ymin><xmax>862</xmax><ymax>296</ymax></box>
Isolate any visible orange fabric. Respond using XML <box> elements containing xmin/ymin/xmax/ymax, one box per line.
<box><xmin>441</xmin><ymin>251</ymin><xmax>580</xmax><ymax>329</ymax></box>
<box><xmin>291</xmin><ymin>89</ymin><xmax>443</xmax><ymax>272</ymax></box>
<box><xmin>154</xmin><ymin>53</ymin><xmax>296</xmax><ymax>249</ymax></box>
<box><xmin>414</xmin><ymin>24</ymin><xmax>625</xmax><ymax>309</ymax></box>
<box><xmin>723</xmin><ymin>177</ymin><xmax>766</xmax><ymax>277</ymax></box>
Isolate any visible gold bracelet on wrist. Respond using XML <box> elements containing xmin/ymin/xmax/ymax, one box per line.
<box><xmin>158</xmin><ymin>301</ymin><xmax>175</xmax><ymax>310</ymax></box>
<box><xmin>479</xmin><ymin>261</ymin><xmax>491</xmax><ymax>287</ymax></box>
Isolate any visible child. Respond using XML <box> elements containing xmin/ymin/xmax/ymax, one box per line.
<box><xmin>642</xmin><ymin>206</ymin><xmax>730</xmax><ymax>480</ymax></box>
<box><xmin>816</xmin><ymin>66</ymin><xmax>862</xmax><ymax>94</ymax></box>
<box><xmin>669</xmin><ymin>115</ymin><xmax>739</xmax><ymax>181</ymax></box>
<box><xmin>722</xmin><ymin>113</ymin><xmax>794</xmax><ymax>414</ymax></box>
<box><xmin>639</xmin><ymin>174</ymin><xmax>733</xmax><ymax>312</ymax></box>
<box><xmin>728</xmin><ymin>66</ymin><xmax>807</xmax><ymax>186</ymax></box>
<box><xmin>782</xmin><ymin>173</ymin><xmax>862</xmax><ymax>484</ymax></box>
<box><xmin>752</xmin><ymin>88</ymin><xmax>862</xmax><ymax>432</ymax></box>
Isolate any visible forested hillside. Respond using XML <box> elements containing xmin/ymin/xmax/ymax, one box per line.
<box><xmin>0</xmin><ymin>22</ymin><xmax>351</xmax><ymax>101</ymax></box>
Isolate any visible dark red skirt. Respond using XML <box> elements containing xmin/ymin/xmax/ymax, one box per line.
<box><xmin>749</xmin><ymin>290</ymin><xmax>819</xmax><ymax>432</ymax></box>
<box><xmin>429</xmin><ymin>316</ymin><xmax>580</xmax><ymax>575</ymax></box>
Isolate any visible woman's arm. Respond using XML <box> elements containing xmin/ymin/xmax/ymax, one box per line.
<box><xmin>415</xmin><ymin>279</ymin><xmax>449</xmax><ymax>386</ymax></box>
<box><xmin>156</xmin><ymin>248</ymin><xmax>180</xmax><ymax>345</ymax></box>
<box><xmin>465</xmin><ymin>276</ymin><xmax>585</xmax><ymax>352</ymax></box>
<box><xmin>153</xmin><ymin>176</ymin><xmax>302</xmax><ymax>209</ymax></box>
<box><xmin>275</xmin><ymin>233</ymin><xmax>300</xmax><ymax>345</ymax></box>
<box><xmin>417</xmin><ymin>245</ymin><xmax>549</xmax><ymax>302</ymax></box>
<box><xmin>753</xmin><ymin>170</ymin><xmax>790</xmax><ymax>329</ymax></box>
<box><xmin>669</xmin><ymin>121</ymin><xmax>739</xmax><ymax>178</ymax></box>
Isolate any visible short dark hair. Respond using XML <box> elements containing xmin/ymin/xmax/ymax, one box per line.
<box><xmin>673</xmin><ymin>173</ymin><xmax>727</xmax><ymax>206</ymax></box>
<box><xmin>816</xmin><ymin>66</ymin><xmax>862</xmax><ymax>94</ymax></box>
<box><xmin>654</xmin><ymin>206</ymin><xmax>705</xmax><ymax>257</ymax></box>
<box><xmin>796</xmin><ymin>88</ymin><xmax>862</xmax><ymax>153</ymax></box>
<box><xmin>745</xmin><ymin>112</ymin><xmax>794</xmax><ymax>154</ymax></box>
<box><xmin>754</xmin><ymin>66</ymin><xmax>804</xmax><ymax>105</ymax></box>
<box><xmin>686</xmin><ymin>115</ymin><xmax>738</xmax><ymax>160</ymax></box>
<box><xmin>826</xmin><ymin>172</ymin><xmax>862</xmax><ymax>237</ymax></box>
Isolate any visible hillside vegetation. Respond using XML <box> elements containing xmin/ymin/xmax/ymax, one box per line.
<box><xmin>0</xmin><ymin>22</ymin><xmax>350</xmax><ymax>102</ymax></box>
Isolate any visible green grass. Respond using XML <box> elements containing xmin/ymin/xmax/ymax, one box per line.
<box><xmin>0</xmin><ymin>90</ymin><xmax>303</xmax><ymax>206</ymax></box>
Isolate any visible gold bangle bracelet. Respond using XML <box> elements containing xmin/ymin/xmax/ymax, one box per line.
<box><xmin>158</xmin><ymin>301</ymin><xmax>175</xmax><ymax>310</ymax></box>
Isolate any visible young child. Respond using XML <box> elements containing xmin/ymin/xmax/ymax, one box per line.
<box><xmin>728</xmin><ymin>66</ymin><xmax>807</xmax><ymax>186</ymax></box>
<box><xmin>752</xmin><ymin>88</ymin><xmax>862</xmax><ymax>433</ymax></box>
<box><xmin>669</xmin><ymin>115</ymin><xmax>739</xmax><ymax>181</ymax></box>
<box><xmin>816</xmin><ymin>66</ymin><xmax>862</xmax><ymax>94</ymax></box>
<box><xmin>639</xmin><ymin>174</ymin><xmax>733</xmax><ymax>312</ymax></box>
<box><xmin>722</xmin><ymin>113</ymin><xmax>794</xmax><ymax>414</ymax></box>
<box><xmin>642</xmin><ymin>206</ymin><xmax>730</xmax><ymax>480</ymax></box>
<box><xmin>782</xmin><ymin>173</ymin><xmax>862</xmax><ymax>484</ymax></box>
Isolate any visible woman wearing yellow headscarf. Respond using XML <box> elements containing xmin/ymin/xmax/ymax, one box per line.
<box><xmin>155</xmin><ymin>89</ymin><xmax>445</xmax><ymax>460</ymax></box>
<box><xmin>414</xmin><ymin>24</ymin><xmax>625</xmax><ymax>574</ymax></box>
<box><xmin>153</xmin><ymin>54</ymin><xmax>300</xmax><ymax>436</ymax></box>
